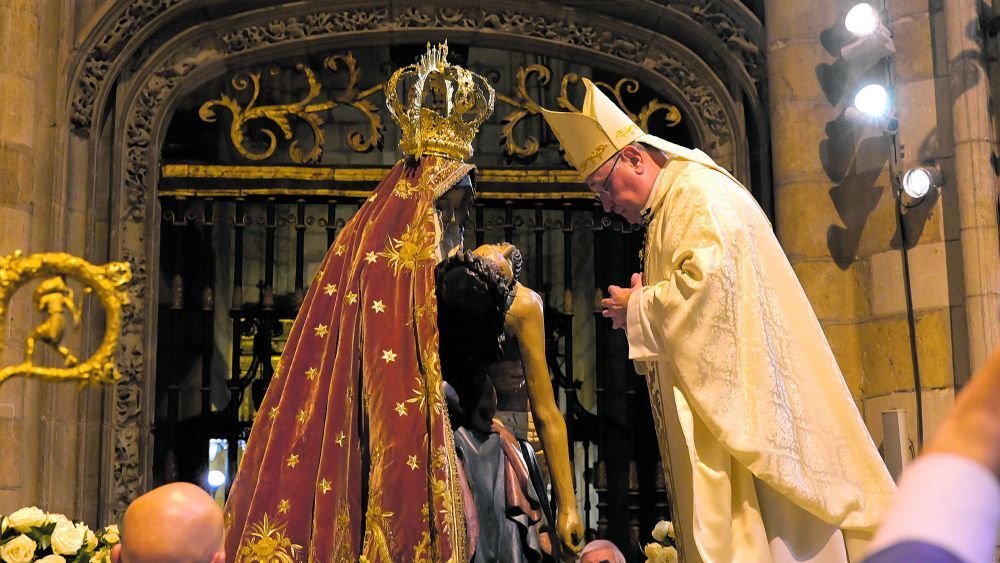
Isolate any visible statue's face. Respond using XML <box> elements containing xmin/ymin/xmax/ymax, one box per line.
<box><xmin>471</xmin><ymin>243</ymin><xmax>514</xmax><ymax>284</ymax></box>
<box><xmin>435</xmin><ymin>181</ymin><xmax>474</xmax><ymax>259</ymax></box>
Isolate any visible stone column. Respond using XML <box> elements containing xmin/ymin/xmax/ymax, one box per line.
<box><xmin>943</xmin><ymin>0</ymin><xmax>1000</xmax><ymax>370</ymax></box>
<box><xmin>0</xmin><ymin>0</ymin><xmax>46</xmax><ymax>512</ymax></box>
<box><xmin>0</xmin><ymin>0</ymin><xmax>84</xmax><ymax>515</ymax></box>
<box><xmin>765</xmin><ymin>0</ymin><xmax>869</xmax><ymax>404</ymax></box>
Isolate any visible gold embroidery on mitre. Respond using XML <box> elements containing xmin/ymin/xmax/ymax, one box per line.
<box><xmin>615</xmin><ymin>124</ymin><xmax>639</xmax><ymax>139</ymax></box>
<box><xmin>580</xmin><ymin>143</ymin><xmax>610</xmax><ymax>172</ymax></box>
<box><xmin>386</xmin><ymin>42</ymin><xmax>495</xmax><ymax>162</ymax></box>
<box><xmin>237</xmin><ymin>514</ymin><xmax>302</xmax><ymax>563</ymax></box>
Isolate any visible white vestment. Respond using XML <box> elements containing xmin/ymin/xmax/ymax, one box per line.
<box><xmin>625</xmin><ymin>145</ymin><xmax>896</xmax><ymax>563</ymax></box>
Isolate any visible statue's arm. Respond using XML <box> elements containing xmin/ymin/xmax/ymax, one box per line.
<box><xmin>509</xmin><ymin>285</ymin><xmax>582</xmax><ymax>545</ymax></box>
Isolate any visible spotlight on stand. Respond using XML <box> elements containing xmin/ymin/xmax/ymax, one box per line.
<box><xmin>844</xmin><ymin>84</ymin><xmax>899</xmax><ymax>133</ymax></box>
<box><xmin>845</xmin><ymin>3</ymin><xmax>881</xmax><ymax>36</ymax></box>
<box><xmin>899</xmin><ymin>165</ymin><xmax>942</xmax><ymax>206</ymax></box>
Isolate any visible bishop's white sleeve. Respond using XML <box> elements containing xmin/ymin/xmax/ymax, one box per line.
<box><xmin>625</xmin><ymin>207</ymin><xmax>725</xmax><ymax>362</ymax></box>
<box><xmin>865</xmin><ymin>453</ymin><xmax>1000</xmax><ymax>563</ymax></box>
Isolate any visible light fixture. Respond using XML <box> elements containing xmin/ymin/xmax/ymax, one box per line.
<box><xmin>207</xmin><ymin>469</ymin><xmax>226</xmax><ymax>488</ymax></box>
<box><xmin>901</xmin><ymin>166</ymin><xmax>942</xmax><ymax>201</ymax></box>
<box><xmin>845</xmin><ymin>3</ymin><xmax>881</xmax><ymax>37</ymax></box>
<box><xmin>854</xmin><ymin>84</ymin><xmax>890</xmax><ymax>117</ymax></box>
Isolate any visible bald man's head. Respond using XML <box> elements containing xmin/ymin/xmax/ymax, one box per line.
<box><xmin>111</xmin><ymin>483</ymin><xmax>225</xmax><ymax>563</ymax></box>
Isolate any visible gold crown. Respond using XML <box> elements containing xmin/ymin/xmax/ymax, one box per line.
<box><xmin>386</xmin><ymin>42</ymin><xmax>495</xmax><ymax>162</ymax></box>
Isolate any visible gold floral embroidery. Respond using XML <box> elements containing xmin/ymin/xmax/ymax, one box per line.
<box><xmin>333</xmin><ymin>509</ymin><xmax>353</xmax><ymax>562</ymax></box>
<box><xmin>237</xmin><ymin>514</ymin><xmax>302</xmax><ymax>563</ymax></box>
<box><xmin>413</xmin><ymin>531</ymin><xmax>432</xmax><ymax>563</ymax></box>
<box><xmin>314</xmin><ymin>323</ymin><xmax>329</xmax><ymax>337</ymax></box>
<box><xmin>379</xmin><ymin>209</ymin><xmax>437</xmax><ymax>275</ymax></box>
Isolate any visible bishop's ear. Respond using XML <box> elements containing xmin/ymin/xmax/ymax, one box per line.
<box><xmin>621</xmin><ymin>144</ymin><xmax>645</xmax><ymax>174</ymax></box>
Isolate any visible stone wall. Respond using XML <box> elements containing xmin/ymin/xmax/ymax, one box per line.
<box><xmin>766</xmin><ymin>0</ymin><xmax>999</xmax><ymax>456</ymax></box>
<box><xmin>0</xmin><ymin>0</ymin><xmax>106</xmax><ymax>519</ymax></box>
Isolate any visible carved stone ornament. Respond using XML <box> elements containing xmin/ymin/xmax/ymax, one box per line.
<box><xmin>0</xmin><ymin>251</ymin><xmax>132</xmax><ymax>385</ymax></box>
<box><xmin>70</xmin><ymin>0</ymin><xmax>183</xmax><ymax>133</ymax></box>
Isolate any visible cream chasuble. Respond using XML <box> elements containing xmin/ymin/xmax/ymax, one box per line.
<box><xmin>626</xmin><ymin>151</ymin><xmax>896</xmax><ymax>563</ymax></box>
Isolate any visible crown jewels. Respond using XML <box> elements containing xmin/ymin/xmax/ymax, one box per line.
<box><xmin>386</xmin><ymin>42</ymin><xmax>495</xmax><ymax>162</ymax></box>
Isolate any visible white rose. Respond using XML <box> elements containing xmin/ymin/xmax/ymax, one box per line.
<box><xmin>45</xmin><ymin>514</ymin><xmax>70</xmax><ymax>528</ymax></box>
<box><xmin>37</xmin><ymin>556</ymin><xmax>66</xmax><ymax>563</ymax></box>
<box><xmin>102</xmin><ymin>525</ymin><xmax>119</xmax><ymax>545</ymax></box>
<box><xmin>6</xmin><ymin>507</ymin><xmax>45</xmax><ymax>532</ymax></box>
<box><xmin>651</xmin><ymin>520</ymin><xmax>675</xmax><ymax>542</ymax></box>
<box><xmin>661</xmin><ymin>546</ymin><xmax>678</xmax><ymax>563</ymax></box>
<box><xmin>50</xmin><ymin>522</ymin><xmax>86</xmax><ymax>555</ymax></box>
<box><xmin>84</xmin><ymin>528</ymin><xmax>98</xmax><ymax>550</ymax></box>
<box><xmin>92</xmin><ymin>548</ymin><xmax>111</xmax><ymax>563</ymax></box>
<box><xmin>0</xmin><ymin>534</ymin><xmax>37</xmax><ymax>563</ymax></box>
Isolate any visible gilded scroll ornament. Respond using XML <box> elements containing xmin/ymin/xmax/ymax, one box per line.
<box><xmin>0</xmin><ymin>251</ymin><xmax>132</xmax><ymax>385</ymax></box>
<box><xmin>499</xmin><ymin>69</ymin><xmax>682</xmax><ymax>159</ymax></box>
<box><xmin>199</xmin><ymin>53</ymin><xmax>383</xmax><ymax>163</ymax></box>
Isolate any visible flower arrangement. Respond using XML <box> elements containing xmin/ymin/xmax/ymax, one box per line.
<box><xmin>643</xmin><ymin>520</ymin><xmax>678</xmax><ymax>563</ymax></box>
<box><xmin>0</xmin><ymin>507</ymin><xmax>120</xmax><ymax>563</ymax></box>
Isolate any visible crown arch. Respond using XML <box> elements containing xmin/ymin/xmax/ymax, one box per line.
<box><xmin>67</xmin><ymin>0</ymin><xmax>768</xmax><ymax>522</ymax></box>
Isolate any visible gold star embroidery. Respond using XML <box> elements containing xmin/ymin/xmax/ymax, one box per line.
<box><xmin>364</xmin><ymin>251</ymin><xmax>378</xmax><ymax>264</ymax></box>
<box><xmin>305</xmin><ymin>366</ymin><xmax>319</xmax><ymax>380</ymax></box>
<box><xmin>371</xmin><ymin>300</ymin><xmax>386</xmax><ymax>313</ymax></box>
<box><xmin>407</xmin><ymin>455</ymin><xmax>419</xmax><ymax>470</ymax></box>
<box><xmin>278</xmin><ymin>499</ymin><xmax>290</xmax><ymax>514</ymax></box>
<box><xmin>346</xmin><ymin>387</ymin><xmax>354</xmax><ymax>404</ymax></box>
<box><xmin>319</xmin><ymin>479</ymin><xmax>332</xmax><ymax>494</ymax></box>
<box><xmin>382</xmin><ymin>349</ymin><xmax>397</xmax><ymax>363</ymax></box>
<box><xmin>395</xmin><ymin>402</ymin><xmax>408</xmax><ymax>416</ymax></box>
<box><xmin>314</xmin><ymin>323</ymin><xmax>329</xmax><ymax>337</ymax></box>
<box><xmin>335</xmin><ymin>432</ymin><xmax>346</xmax><ymax>446</ymax></box>
<box><xmin>296</xmin><ymin>409</ymin><xmax>308</xmax><ymax>424</ymax></box>
<box><xmin>334</xmin><ymin>244</ymin><xmax>346</xmax><ymax>256</ymax></box>
<box><xmin>346</xmin><ymin>291</ymin><xmax>358</xmax><ymax>305</ymax></box>
<box><xmin>367</xmin><ymin>192</ymin><xmax>377</xmax><ymax>203</ymax></box>
<box><xmin>269</xmin><ymin>407</ymin><xmax>279</xmax><ymax>420</ymax></box>
<box><xmin>287</xmin><ymin>453</ymin><xmax>300</xmax><ymax>468</ymax></box>
<box><xmin>324</xmin><ymin>283</ymin><xmax>338</xmax><ymax>296</ymax></box>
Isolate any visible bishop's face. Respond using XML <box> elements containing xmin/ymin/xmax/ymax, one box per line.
<box><xmin>585</xmin><ymin>145</ymin><xmax>656</xmax><ymax>225</ymax></box>
<box><xmin>435</xmin><ymin>180</ymin><xmax>474</xmax><ymax>259</ymax></box>
<box><xmin>471</xmin><ymin>243</ymin><xmax>515</xmax><ymax>285</ymax></box>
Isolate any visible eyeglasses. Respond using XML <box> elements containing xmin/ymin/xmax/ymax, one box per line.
<box><xmin>592</xmin><ymin>152</ymin><xmax>623</xmax><ymax>203</ymax></box>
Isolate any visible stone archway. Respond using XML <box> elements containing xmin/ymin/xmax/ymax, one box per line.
<box><xmin>66</xmin><ymin>0</ymin><xmax>767</xmax><ymax>519</ymax></box>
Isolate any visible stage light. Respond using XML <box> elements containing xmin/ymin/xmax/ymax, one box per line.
<box><xmin>207</xmin><ymin>469</ymin><xmax>226</xmax><ymax>488</ymax></box>
<box><xmin>845</xmin><ymin>3</ymin><xmax>881</xmax><ymax>37</ymax></box>
<box><xmin>854</xmin><ymin>84</ymin><xmax>890</xmax><ymax>117</ymax></box>
<box><xmin>901</xmin><ymin>166</ymin><xmax>942</xmax><ymax>200</ymax></box>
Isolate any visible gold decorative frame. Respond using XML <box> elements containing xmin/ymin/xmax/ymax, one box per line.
<box><xmin>199</xmin><ymin>54</ymin><xmax>682</xmax><ymax>164</ymax></box>
<box><xmin>199</xmin><ymin>53</ymin><xmax>384</xmax><ymax>163</ymax></box>
<box><xmin>0</xmin><ymin>251</ymin><xmax>132</xmax><ymax>385</ymax></box>
<box><xmin>499</xmin><ymin>67</ymin><xmax>682</xmax><ymax>158</ymax></box>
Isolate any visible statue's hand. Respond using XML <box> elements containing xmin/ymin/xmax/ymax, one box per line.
<box><xmin>557</xmin><ymin>508</ymin><xmax>584</xmax><ymax>555</ymax></box>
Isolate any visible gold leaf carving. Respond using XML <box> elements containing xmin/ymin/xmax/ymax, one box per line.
<box><xmin>0</xmin><ymin>251</ymin><xmax>132</xmax><ymax>385</ymax></box>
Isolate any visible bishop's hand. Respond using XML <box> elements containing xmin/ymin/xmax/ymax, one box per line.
<box><xmin>602</xmin><ymin>273</ymin><xmax>642</xmax><ymax>330</ymax></box>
